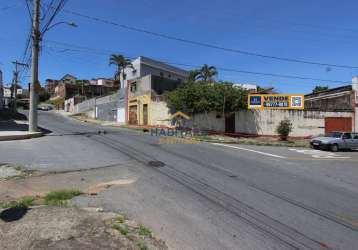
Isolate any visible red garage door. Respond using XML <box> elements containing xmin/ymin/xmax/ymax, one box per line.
<box><xmin>325</xmin><ymin>117</ymin><xmax>352</xmax><ymax>134</ymax></box>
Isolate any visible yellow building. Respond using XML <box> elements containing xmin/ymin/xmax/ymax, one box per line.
<box><xmin>127</xmin><ymin>75</ymin><xmax>183</xmax><ymax>126</ymax></box>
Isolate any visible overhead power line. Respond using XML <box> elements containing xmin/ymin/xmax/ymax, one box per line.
<box><xmin>0</xmin><ymin>4</ymin><xmax>18</xmax><ymax>11</ymax></box>
<box><xmin>41</xmin><ymin>0</ymin><xmax>68</xmax><ymax>35</ymax></box>
<box><xmin>60</xmin><ymin>8</ymin><xmax>358</xmax><ymax>70</ymax></box>
<box><xmin>42</xmin><ymin>39</ymin><xmax>352</xmax><ymax>85</ymax></box>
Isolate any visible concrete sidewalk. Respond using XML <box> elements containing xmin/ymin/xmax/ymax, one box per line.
<box><xmin>0</xmin><ymin>120</ymin><xmax>43</xmax><ymax>141</ymax></box>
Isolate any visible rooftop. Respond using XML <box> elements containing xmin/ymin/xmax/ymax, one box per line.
<box><xmin>135</xmin><ymin>56</ymin><xmax>189</xmax><ymax>77</ymax></box>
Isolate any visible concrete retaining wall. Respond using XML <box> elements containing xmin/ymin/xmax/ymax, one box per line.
<box><xmin>191</xmin><ymin>112</ymin><xmax>225</xmax><ymax>132</ymax></box>
<box><xmin>236</xmin><ymin>110</ymin><xmax>353</xmax><ymax>137</ymax></box>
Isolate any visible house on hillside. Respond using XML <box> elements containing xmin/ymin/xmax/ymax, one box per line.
<box><xmin>45</xmin><ymin>74</ymin><xmax>77</xmax><ymax>96</ymax></box>
<box><xmin>50</xmin><ymin>74</ymin><xmax>119</xmax><ymax>110</ymax></box>
<box><xmin>120</xmin><ymin>56</ymin><xmax>189</xmax><ymax>89</ymax></box>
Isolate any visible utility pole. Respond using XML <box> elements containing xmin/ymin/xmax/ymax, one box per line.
<box><xmin>0</xmin><ymin>69</ymin><xmax>3</xmax><ymax>110</ymax></box>
<box><xmin>12</xmin><ymin>60</ymin><xmax>28</xmax><ymax>113</ymax></box>
<box><xmin>29</xmin><ymin>0</ymin><xmax>40</xmax><ymax>132</ymax></box>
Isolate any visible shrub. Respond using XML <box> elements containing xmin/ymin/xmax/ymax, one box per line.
<box><xmin>276</xmin><ymin>119</ymin><xmax>293</xmax><ymax>140</ymax></box>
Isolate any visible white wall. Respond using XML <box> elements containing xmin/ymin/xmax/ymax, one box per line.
<box><xmin>236</xmin><ymin>110</ymin><xmax>353</xmax><ymax>137</ymax></box>
<box><xmin>191</xmin><ymin>112</ymin><xmax>225</xmax><ymax>132</ymax></box>
<box><xmin>117</xmin><ymin>107</ymin><xmax>125</xmax><ymax>124</ymax></box>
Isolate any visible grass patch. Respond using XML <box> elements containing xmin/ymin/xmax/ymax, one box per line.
<box><xmin>116</xmin><ymin>214</ymin><xmax>126</xmax><ymax>223</ymax></box>
<box><xmin>112</xmin><ymin>224</ymin><xmax>129</xmax><ymax>235</ymax></box>
<box><xmin>44</xmin><ymin>190</ymin><xmax>82</xmax><ymax>206</ymax></box>
<box><xmin>136</xmin><ymin>241</ymin><xmax>148</xmax><ymax>250</ymax></box>
<box><xmin>0</xmin><ymin>196</ymin><xmax>34</xmax><ymax>209</ymax></box>
<box><xmin>138</xmin><ymin>224</ymin><xmax>151</xmax><ymax>237</ymax></box>
<box><xmin>126</xmin><ymin>234</ymin><xmax>135</xmax><ymax>242</ymax></box>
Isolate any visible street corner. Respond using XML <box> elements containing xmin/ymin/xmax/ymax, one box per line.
<box><xmin>0</xmin><ymin>130</ymin><xmax>43</xmax><ymax>141</ymax></box>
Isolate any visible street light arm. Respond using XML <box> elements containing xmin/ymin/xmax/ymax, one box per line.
<box><xmin>42</xmin><ymin>21</ymin><xmax>77</xmax><ymax>35</ymax></box>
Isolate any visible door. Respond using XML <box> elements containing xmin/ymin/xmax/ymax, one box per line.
<box><xmin>129</xmin><ymin>105</ymin><xmax>138</xmax><ymax>125</ymax></box>
<box><xmin>143</xmin><ymin>104</ymin><xmax>148</xmax><ymax>125</ymax></box>
<box><xmin>352</xmin><ymin>133</ymin><xmax>358</xmax><ymax>149</ymax></box>
<box><xmin>225</xmin><ymin>113</ymin><xmax>235</xmax><ymax>133</ymax></box>
<box><xmin>325</xmin><ymin>117</ymin><xmax>352</xmax><ymax>134</ymax></box>
<box><xmin>342</xmin><ymin>133</ymin><xmax>354</xmax><ymax>149</ymax></box>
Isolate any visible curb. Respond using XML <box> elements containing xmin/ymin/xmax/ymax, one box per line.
<box><xmin>0</xmin><ymin>132</ymin><xmax>43</xmax><ymax>141</ymax></box>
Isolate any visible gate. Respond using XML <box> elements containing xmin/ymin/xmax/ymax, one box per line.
<box><xmin>225</xmin><ymin>113</ymin><xmax>235</xmax><ymax>133</ymax></box>
<box><xmin>325</xmin><ymin>117</ymin><xmax>352</xmax><ymax>134</ymax></box>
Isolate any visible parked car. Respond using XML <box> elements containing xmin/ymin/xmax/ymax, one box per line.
<box><xmin>37</xmin><ymin>105</ymin><xmax>53</xmax><ymax>111</ymax></box>
<box><xmin>310</xmin><ymin>132</ymin><xmax>358</xmax><ymax>152</ymax></box>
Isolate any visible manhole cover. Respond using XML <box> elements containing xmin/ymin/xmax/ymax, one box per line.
<box><xmin>147</xmin><ymin>161</ymin><xmax>165</xmax><ymax>168</ymax></box>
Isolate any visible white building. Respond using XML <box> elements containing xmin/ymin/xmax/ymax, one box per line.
<box><xmin>233</xmin><ymin>83</ymin><xmax>257</xmax><ymax>91</ymax></box>
<box><xmin>2</xmin><ymin>86</ymin><xmax>23</xmax><ymax>98</ymax></box>
<box><xmin>120</xmin><ymin>56</ymin><xmax>189</xmax><ymax>88</ymax></box>
<box><xmin>90</xmin><ymin>78</ymin><xmax>116</xmax><ymax>87</ymax></box>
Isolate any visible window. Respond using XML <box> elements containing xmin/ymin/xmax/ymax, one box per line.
<box><xmin>343</xmin><ymin>133</ymin><xmax>352</xmax><ymax>139</ymax></box>
<box><xmin>160</xmin><ymin>72</ymin><xmax>164</xmax><ymax>77</ymax></box>
<box><xmin>168</xmin><ymin>74</ymin><xmax>171</xmax><ymax>78</ymax></box>
<box><xmin>130</xmin><ymin>82</ymin><xmax>137</xmax><ymax>92</ymax></box>
<box><xmin>132</xmin><ymin>69</ymin><xmax>137</xmax><ymax>76</ymax></box>
<box><xmin>353</xmin><ymin>134</ymin><xmax>358</xmax><ymax>139</ymax></box>
<box><xmin>123</xmin><ymin>73</ymin><xmax>127</xmax><ymax>80</ymax></box>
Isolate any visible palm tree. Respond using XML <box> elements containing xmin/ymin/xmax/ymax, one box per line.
<box><xmin>197</xmin><ymin>64</ymin><xmax>217</xmax><ymax>82</ymax></box>
<box><xmin>109</xmin><ymin>54</ymin><xmax>133</xmax><ymax>87</ymax></box>
<box><xmin>188</xmin><ymin>69</ymin><xmax>201</xmax><ymax>82</ymax></box>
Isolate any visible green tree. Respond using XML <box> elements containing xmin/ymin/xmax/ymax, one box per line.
<box><xmin>197</xmin><ymin>64</ymin><xmax>218</xmax><ymax>82</ymax></box>
<box><xmin>188</xmin><ymin>69</ymin><xmax>201</xmax><ymax>81</ymax></box>
<box><xmin>312</xmin><ymin>85</ymin><xmax>328</xmax><ymax>93</ymax></box>
<box><xmin>109</xmin><ymin>54</ymin><xmax>133</xmax><ymax>82</ymax></box>
<box><xmin>166</xmin><ymin>81</ymin><xmax>247</xmax><ymax>115</ymax></box>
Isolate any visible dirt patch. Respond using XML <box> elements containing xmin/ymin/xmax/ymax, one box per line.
<box><xmin>0</xmin><ymin>164</ymin><xmax>37</xmax><ymax>180</ymax></box>
<box><xmin>0</xmin><ymin>206</ymin><xmax>167</xmax><ymax>250</ymax></box>
<box><xmin>0</xmin><ymin>166</ymin><xmax>136</xmax><ymax>202</ymax></box>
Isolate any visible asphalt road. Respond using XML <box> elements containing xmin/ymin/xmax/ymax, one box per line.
<box><xmin>1</xmin><ymin>111</ymin><xmax>358</xmax><ymax>250</ymax></box>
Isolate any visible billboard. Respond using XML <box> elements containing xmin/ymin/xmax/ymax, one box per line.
<box><xmin>248</xmin><ymin>94</ymin><xmax>304</xmax><ymax>110</ymax></box>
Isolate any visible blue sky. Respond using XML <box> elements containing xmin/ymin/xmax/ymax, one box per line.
<box><xmin>1</xmin><ymin>0</ymin><xmax>358</xmax><ymax>93</ymax></box>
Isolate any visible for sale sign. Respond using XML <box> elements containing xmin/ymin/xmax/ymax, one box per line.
<box><xmin>248</xmin><ymin>94</ymin><xmax>304</xmax><ymax>110</ymax></box>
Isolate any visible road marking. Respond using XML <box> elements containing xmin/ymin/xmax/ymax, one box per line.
<box><xmin>212</xmin><ymin>143</ymin><xmax>287</xmax><ymax>159</ymax></box>
<box><xmin>288</xmin><ymin>148</ymin><xmax>350</xmax><ymax>159</ymax></box>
